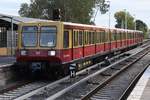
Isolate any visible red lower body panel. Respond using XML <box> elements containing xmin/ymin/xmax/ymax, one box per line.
<box><xmin>111</xmin><ymin>41</ymin><xmax>116</xmax><ymax>50</ymax></box>
<box><xmin>59</xmin><ymin>49</ymin><xmax>72</xmax><ymax>62</ymax></box>
<box><xmin>117</xmin><ymin>41</ymin><xmax>121</xmax><ymax>48</ymax></box>
<box><xmin>84</xmin><ymin>45</ymin><xmax>95</xmax><ymax>57</ymax></box>
<box><xmin>96</xmin><ymin>43</ymin><xmax>104</xmax><ymax>53</ymax></box>
<box><xmin>73</xmin><ymin>47</ymin><xmax>83</xmax><ymax>59</ymax></box>
<box><xmin>105</xmin><ymin>43</ymin><xmax>110</xmax><ymax>51</ymax></box>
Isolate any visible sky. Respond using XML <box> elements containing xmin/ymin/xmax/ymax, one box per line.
<box><xmin>0</xmin><ymin>0</ymin><xmax>150</xmax><ymax>28</ymax></box>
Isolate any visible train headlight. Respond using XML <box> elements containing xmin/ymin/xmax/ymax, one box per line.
<box><xmin>48</xmin><ymin>51</ymin><xmax>56</xmax><ymax>56</ymax></box>
<box><xmin>21</xmin><ymin>50</ymin><xmax>27</xmax><ymax>56</ymax></box>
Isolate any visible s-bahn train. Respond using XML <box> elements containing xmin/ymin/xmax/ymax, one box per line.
<box><xmin>16</xmin><ymin>20</ymin><xmax>143</xmax><ymax>77</ymax></box>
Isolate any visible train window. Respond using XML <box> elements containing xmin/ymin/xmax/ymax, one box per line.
<box><xmin>87</xmin><ymin>31</ymin><xmax>89</xmax><ymax>45</ymax></box>
<box><xmin>96</xmin><ymin>32</ymin><xmax>100</xmax><ymax>43</ymax></box>
<box><xmin>129</xmin><ymin>33</ymin><xmax>131</xmax><ymax>39</ymax></box>
<box><xmin>114</xmin><ymin>32</ymin><xmax>117</xmax><ymax>40</ymax></box>
<box><xmin>84</xmin><ymin>31</ymin><xmax>88</xmax><ymax>45</ymax></box>
<box><xmin>84</xmin><ymin>31</ymin><xmax>86</xmax><ymax>45</ymax></box>
<box><xmin>111</xmin><ymin>32</ymin><xmax>114</xmax><ymax>41</ymax></box>
<box><xmin>94</xmin><ymin>32</ymin><xmax>96</xmax><ymax>43</ymax></box>
<box><xmin>99</xmin><ymin>32</ymin><xmax>102</xmax><ymax>43</ymax></box>
<box><xmin>105</xmin><ymin>32</ymin><xmax>109</xmax><ymax>42</ymax></box>
<box><xmin>117</xmin><ymin>33</ymin><xmax>120</xmax><ymax>40</ymax></box>
<box><xmin>73</xmin><ymin>31</ymin><xmax>75</xmax><ymax>46</ymax></box>
<box><xmin>95</xmin><ymin>32</ymin><xmax>98</xmax><ymax>43</ymax></box>
<box><xmin>99</xmin><ymin>32</ymin><xmax>101</xmax><ymax>43</ymax></box>
<box><xmin>79</xmin><ymin>31</ymin><xmax>83</xmax><ymax>46</ymax></box>
<box><xmin>22</xmin><ymin>26</ymin><xmax>38</xmax><ymax>47</ymax></box>
<box><xmin>132</xmin><ymin>33</ymin><xmax>134</xmax><ymax>39</ymax></box>
<box><xmin>92</xmin><ymin>32</ymin><xmax>95</xmax><ymax>44</ymax></box>
<box><xmin>127</xmin><ymin>33</ymin><xmax>129</xmax><ymax>39</ymax></box>
<box><xmin>73</xmin><ymin>31</ymin><xmax>78</xmax><ymax>47</ymax></box>
<box><xmin>116</xmin><ymin>33</ymin><xmax>118</xmax><ymax>40</ymax></box>
<box><xmin>101</xmin><ymin>32</ymin><xmax>105</xmax><ymax>43</ymax></box>
<box><xmin>123</xmin><ymin>32</ymin><xmax>126</xmax><ymax>39</ymax></box>
<box><xmin>40</xmin><ymin>26</ymin><xmax>57</xmax><ymax>47</ymax></box>
<box><xmin>89</xmin><ymin>32</ymin><xmax>92</xmax><ymax>44</ymax></box>
<box><xmin>104</xmin><ymin>32</ymin><xmax>106</xmax><ymax>42</ymax></box>
<box><xmin>120</xmin><ymin>32</ymin><xmax>122</xmax><ymax>40</ymax></box>
<box><xmin>63</xmin><ymin>31</ymin><xmax>69</xmax><ymax>48</ymax></box>
<box><xmin>76</xmin><ymin>31</ymin><xmax>79</xmax><ymax>46</ymax></box>
<box><xmin>87</xmin><ymin>31</ymin><xmax>89</xmax><ymax>44</ymax></box>
<box><xmin>94</xmin><ymin>32</ymin><xmax>97</xmax><ymax>43</ymax></box>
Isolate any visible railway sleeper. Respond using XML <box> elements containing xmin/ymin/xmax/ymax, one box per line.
<box><xmin>100</xmin><ymin>72</ymin><xmax>112</xmax><ymax>76</ymax></box>
<box><xmin>110</xmin><ymin>67</ymin><xmax>121</xmax><ymax>70</ymax></box>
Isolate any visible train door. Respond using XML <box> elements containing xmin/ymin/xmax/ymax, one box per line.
<box><xmin>72</xmin><ymin>30</ymin><xmax>83</xmax><ymax>60</ymax></box>
<box><xmin>100</xmin><ymin>31</ymin><xmax>105</xmax><ymax>53</ymax></box>
<box><xmin>104</xmin><ymin>29</ymin><xmax>110</xmax><ymax>52</ymax></box>
<box><xmin>127</xmin><ymin>31</ymin><xmax>129</xmax><ymax>46</ymax></box>
<box><xmin>111</xmin><ymin>30</ymin><xmax>116</xmax><ymax>50</ymax></box>
<box><xmin>120</xmin><ymin>32</ymin><xmax>123</xmax><ymax>47</ymax></box>
<box><xmin>63</xmin><ymin>29</ymin><xmax>72</xmax><ymax>62</ymax></box>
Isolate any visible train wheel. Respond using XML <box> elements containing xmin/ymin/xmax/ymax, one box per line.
<box><xmin>45</xmin><ymin>65</ymin><xmax>65</xmax><ymax>80</ymax></box>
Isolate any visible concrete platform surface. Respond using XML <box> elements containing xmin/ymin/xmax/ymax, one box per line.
<box><xmin>0</xmin><ymin>56</ymin><xmax>16</xmax><ymax>67</ymax></box>
<box><xmin>127</xmin><ymin>66</ymin><xmax>150</xmax><ymax>100</ymax></box>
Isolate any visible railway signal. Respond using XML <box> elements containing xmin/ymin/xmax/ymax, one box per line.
<box><xmin>53</xmin><ymin>8</ymin><xmax>61</xmax><ymax>21</ymax></box>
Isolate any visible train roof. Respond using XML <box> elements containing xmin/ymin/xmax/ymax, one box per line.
<box><xmin>63</xmin><ymin>22</ymin><xmax>143</xmax><ymax>33</ymax></box>
<box><xmin>19</xmin><ymin>20</ymin><xmax>143</xmax><ymax>33</ymax></box>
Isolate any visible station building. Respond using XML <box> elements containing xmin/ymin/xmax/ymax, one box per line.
<box><xmin>0</xmin><ymin>13</ymin><xmax>46</xmax><ymax>56</ymax></box>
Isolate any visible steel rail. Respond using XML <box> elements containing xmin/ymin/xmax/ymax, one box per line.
<box><xmin>119</xmin><ymin>64</ymin><xmax>150</xmax><ymax>100</ymax></box>
<box><xmin>0</xmin><ymin>64</ymin><xmax>13</xmax><ymax>68</ymax></box>
<box><xmin>14</xmin><ymin>42</ymin><xmax>150</xmax><ymax>100</ymax></box>
<box><xmin>46</xmin><ymin>46</ymin><xmax>150</xmax><ymax>100</ymax></box>
<box><xmin>14</xmin><ymin>49</ymin><xmax>130</xmax><ymax>100</ymax></box>
<box><xmin>81</xmin><ymin>48</ymin><xmax>150</xmax><ymax>100</ymax></box>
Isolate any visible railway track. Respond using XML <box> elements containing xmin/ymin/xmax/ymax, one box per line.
<box><xmin>13</xmin><ymin>53</ymin><xmax>129</xmax><ymax>100</ymax></box>
<box><xmin>81</xmin><ymin>48</ymin><xmax>150</xmax><ymax>100</ymax></box>
<box><xmin>13</xmin><ymin>42</ymin><xmax>150</xmax><ymax>100</ymax></box>
<box><xmin>0</xmin><ymin>81</ymin><xmax>49</xmax><ymax>100</ymax></box>
<box><xmin>0</xmin><ymin>50</ymin><xmax>129</xmax><ymax>100</ymax></box>
<box><xmin>0</xmin><ymin>40</ymin><xmax>149</xmax><ymax>100</ymax></box>
<box><xmin>46</xmin><ymin>43</ymin><xmax>150</xmax><ymax>100</ymax></box>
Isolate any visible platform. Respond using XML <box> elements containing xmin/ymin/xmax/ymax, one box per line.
<box><xmin>0</xmin><ymin>56</ymin><xmax>16</xmax><ymax>67</ymax></box>
<box><xmin>127</xmin><ymin>66</ymin><xmax>150</xmax><ymax>100</ymax></box>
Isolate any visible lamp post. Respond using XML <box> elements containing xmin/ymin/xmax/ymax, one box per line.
<box><xmin>124</xmin><ymin>9</ymin><xmax>127</xmax><ymax>29</ymax></box>
<box><xmin>134</xmin><ymin>14</ymin><xmax>136</xmax><ymax>30</ymax></box>
<box><xmin>106</xmin><ymin>0</ymin><xmax>111</xmax><ymax>51</ymax></box>
<box><xmin>107</xmin><ymin>1</ymin><xmax>111</xmax><ymax>30</ymax></box>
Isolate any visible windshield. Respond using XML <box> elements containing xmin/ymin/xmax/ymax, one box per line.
<box><xmin>22</xmin><ymin>26</ymin><xmax>37</xmax><ymax>47</ymax></box>
<box><xmin>40</xmin><ymin>26</ymin><xmax>57</xmax><ymax>47</ymax></box>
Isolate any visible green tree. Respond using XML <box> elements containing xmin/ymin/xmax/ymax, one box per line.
<box><xmin>19</xmin><ymin>0</ymin><xmax>108</xmax><ymax>24</ymax></box>
<box><xmin>136</xmin><ymin>20</ymin><xmax>148</xmax><ymax>38</ymax></box>
<box><xmin>19</xmin><ymin>3</ymin><xmax>30</xmax><ymax>17</ymax></box>
<box><xmin>114</xmin><ymin>11</ymin><xmax>134</xmax><ymax>29</ymax></box>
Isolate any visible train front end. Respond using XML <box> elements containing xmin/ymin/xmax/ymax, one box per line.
<box><xmin>16</xmin><ymin>21</ymin><xmax>64</xmax><ymax>78</ymax></box>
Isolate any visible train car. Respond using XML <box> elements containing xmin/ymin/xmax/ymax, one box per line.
<box><xmin>16</xmin><ymin>21</ymin><xmax>143</xmax><ymax>77</ymax></box>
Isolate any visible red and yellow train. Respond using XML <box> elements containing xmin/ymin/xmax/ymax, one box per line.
<box><xmin>16</xmin><ymin>21</ymin><xmax>143</xmax><ymax>77</ymax></box>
